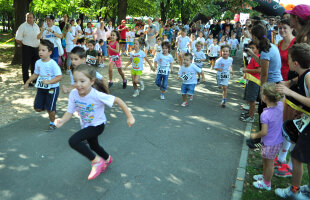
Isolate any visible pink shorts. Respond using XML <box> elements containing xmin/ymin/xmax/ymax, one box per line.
<box><xmin>109</xmin><ymin>56</ymin><xmax>122</xmax><ymax>68</ymax></box>
<box><xmin>261</xmin><ymin>143</ymin><xmax>283</xmax><ymax>159</ymax></box>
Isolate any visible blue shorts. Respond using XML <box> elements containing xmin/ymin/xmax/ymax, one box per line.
<box><xmin>181</xmin><ymin>84</ymin><xmax>195</xmax><ymax>95</ymax></box>
<box><xmin>34</xmin><ymin>87</ymin><xmax>59</xmax><ymax>111</ymax></box>
<box><xmin>155</xmin><ymin>73</ymin><xmax>169</xmax><ymax>91</ymax></box>
<box><xmin>101</xmin><ymin>41</ymin><xmax>108</xmax><ymax>57</ymax></box>
<box><xmin>128</xmin><ymin>42</ymin><xmax>134</xmax><ymax>46</ymax></box>
<box><xmin>51</xmin><ymin>47</ymin><xmax>59</xmax><ymax>63</ymax></box>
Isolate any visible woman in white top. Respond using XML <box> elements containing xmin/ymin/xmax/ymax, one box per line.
<box><xmin>84</xmin><ymin>22</ymin><xmax>93</xmax><ymax>38</ymax></box>
<box><xmin>75</xmin><ymin>18</ymin><xmax>83</xmax><ymax>36</ymax></box>
<box><xmin>93</xmin><ymin>22</ymin><xmax>110</xmax><ymax>60</ymax></box>
<box><xmin>70</xmin><ymin>19</ymin><xmax>76</xmax><ymax>37</ymax></box>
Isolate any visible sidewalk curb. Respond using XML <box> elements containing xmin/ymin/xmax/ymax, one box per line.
<box><xmin>231</xmin><ymin>122</ymin><xmax>252</xmax><ymax>200</ymax></box>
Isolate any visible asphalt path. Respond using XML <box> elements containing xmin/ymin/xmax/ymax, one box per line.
<box><xmin>0</xmin><ymin>51</ymin><xmax>246</xmax><ymax>200</ymax></box>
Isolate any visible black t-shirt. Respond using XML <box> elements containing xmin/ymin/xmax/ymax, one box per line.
<box><xmin>210</xmin><ymin>24</ymin><xmax>221</xmax><ymax>37</ymax></box>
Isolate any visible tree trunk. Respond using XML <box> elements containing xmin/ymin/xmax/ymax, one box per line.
<box><xmin>117</xmin><ymin>0</ymin><xmax>127</xmax><ymax>25</ymax></box>
<box><xmin>160</xmin><ymin>0</ymin><xmax>171</xmax><ymax>23</ymax></box>
<box><xmin>11</xmin><ymin>0</ymin><xmax>32</xmax><ymax>65</ymax></box>
<box><xmin>79</xmin><ymin>13</ymin><xmax>84</xmax><ymax>30</ymax></box>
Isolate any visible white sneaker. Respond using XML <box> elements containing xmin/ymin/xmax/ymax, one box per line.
<box><xmin>140</xmin><ymin>81</ymin><xmax>144</xmax><ymax>91</ymax></box>
<box><xmin>160</xmin><ymin>94</ymin><xmax>165</xmax><ymax>100</ymax></box>
<box><xmin>132</xmin><ymin>90</ymin><xmax>139</xmax><ymax>97</ymax></box>
<box><xmin>99</xmin><ymin>63</ymin><xmax>105</xmax><ymax>68</ymax></box>
<box><xmin>300</xmin><ymin>185</ymin><xmax>310</xmax><ymax>197</ymax></box>
<box><xmin>253</xmin><ymin>174</ymin><xmax>263</xmax><ymax>181</ymax></box>
<box><xmin>275</xmin><ymin>186</ymin><xmax>309</xmax><ymax>199</ymax></box>
<box><xmin>253</xmin><ymin>180</ymin><xmax>271</xmax><ymax>191</ymax></box>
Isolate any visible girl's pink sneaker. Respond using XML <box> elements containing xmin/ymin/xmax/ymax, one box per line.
<box><xmin>88</xmin><ymin>157</ymin><xmax>105</xmax><ymax>180</ymax></box>
<box><xmin>102</xmin><ymin>156</ymin><xmax>113</xmax><ymax>173</ymax></box>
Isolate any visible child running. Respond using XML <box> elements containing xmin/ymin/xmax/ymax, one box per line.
<box><xmin>178</xmin><ymin>53</ymin><xmax>202</xmax><ymax>107</ymax></box>
<box><xmin>62</xmin><ymin>46</ymin><xmax>109</xmax><ymax>94</ymax></box>
<box><xmin>125</xmin><ymin>39</ymin><xmax>154</xmax><ymax>97</ymax></box>
<box><xmin>193</xmin><ymin>41</ymin><xmax>207</xmax><ymax>83</ymax></box>
<box><xmin>176</xmin><ymin>28</ymin><xmax>190</xmax><ymax>66</ymax></box>
<box><xmin>208</xmin><ymin>38</ymin><xmax>220</xmax><ymax>69</ymax></box>
<box><xmin>154</xmin><ymin>41</ymin><xmax>174</xmax><ymax>100</ymax></box>
<box><xmin>214</xmin><ymin>45</ymin><xmax>234</xmax><ymax>107</ymax></box>
<box><xmin>24</xmin><ymin>39</ymin><xmax>62</xmax><ymax>131</ymax></box>
<box><xmin>107</xmin><ymin>30</ymin><xmax>127</xmax><ymax>89</ymax></box>
<box><xmin>55</xmin><ymin>64</ymin><xmax>135</xmax><ymax>180</ymax></box>
<box><xmin>251</xmin><ymin>82</ymin><xmax>284</xmax><ymax>191</ymax></box>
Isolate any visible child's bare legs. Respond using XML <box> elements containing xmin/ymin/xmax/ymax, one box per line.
<box><xmin>249</xmin><ymin>101</ymin><xmax>256</xmax><ymax>118</ymax></box>
<box><xmin>117</xmin><ymin>68</ymin><xmax>126</xmax><ymax>81</ymax></box>
<box><xmin>222</xmin><ymin>86</ymin><xmax>227</xmax><ymax>99</ymax></box>
<box><xmin>210</xmin><ymin>60</ymin><xmax>215</xmax><ymax>69</ymax></box>
<box><xmin>178</xmin><ymin>52</ymin><xmax>184</xmax><ymax>66</ymax></box>
<box><xmin>263</xmin><ymin>158</ymin><xmax>274</xmax><ymax>184</ymax></box>
<box><xmin>201</xmin><ymin>71</ymin><xmax>205</xmax><ymax>82</ymax></box>
<box><xmin>131</xmin><ymin>74</ymin><xmax>139</xmax><ymax>90</ymax></box>
<box><xmin>291</xmin><ymin>157</ymin><xmax>304</xmax><ymax>187</ymax></box>
<box><xmin>182</xmin><ymin>94</ymin><xmax>187</xmax><ymax>103</ymax></box>
<box><xmin>175</xmin><ymin>51</ymin><xmax>179</xmax><ymax>63</ymax></box>
<box><xmin>47</xmin><ymin>110</ymin><xmax>56</xmax><ymax>123</ymax></box>
<box><xmin>108</xmin><ymin>62</ymin><xmax>114</xmax><ymax>82</ymax></box>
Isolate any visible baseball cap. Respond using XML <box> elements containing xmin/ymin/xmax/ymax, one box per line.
<box><xmin>285</xmin><ymin>4</ymin><xmax>310</xmax><ymax>21</ymax></box>
<box><xmin>45</xmin><ymin>14</ymin><xmax>55</xmax><ymax>20</ymax></box>
<box><xmin>121</xmin><ymin>19</ymin><xmax>126</xmax><ymax>23</ymax></box>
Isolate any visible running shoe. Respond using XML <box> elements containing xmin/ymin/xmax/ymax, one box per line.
<box><xmin>181</xmin><ymin>102</ymin><xmax>188</xmax><ymax>107</ymax></box>
<box><xmin>240</xmin><ymin>116</ymin><xmax>254</xmax><ymax>123</ymax></box>
<box><xmin>160</xmin><ymin>94</ymin><xmax>165</xmax><ymax>100</ymax></box>
<box><xmin>274</xmin><ymin>164</ymin><xmax>292</xmax><ymax>178</ymax></box>
<box><xmin>246</xmin><ymin>138</ymin><xmax>262</xmax><ymax>149</ymax></box>
<box><xmin>108</xmin><ymin>82</ymin><xmax>113</xmax><ymax>88</ymax></box>
<box><xmin>241</xmin><ymin>104</ymin><xmax>250</xmax><ymax>110</ymax></box>
<box><xmin>88</xmin><ymin>157</ymin><xmax>105</xmax><ymax>180</ymax></box>
<box><xmin>46</xmin><ymin>124</ymin><xmax>56</xmax><ymax>132</ymax></box>
<box><xmin>99</xmin><ymin>63</ymin><xmax>105</xmax><ymax>68</ymax></box>
<box><xmin>140</xmin><ymin>81</ymin><xmax>144</xmax><ymax>91</ymax></box>
<box><xmin>133</xmin><ymin>90</ymin><xmax>139</xmax><ymax>97</ymax></box>
<box><xmin>300</xmin><ymin>185</ymin><xmax>310</xmax><ymax>198</ymax></box>
<box><xmin>221</xmin><ymin>99</ymin><xmax>226</xmax><ymax>108</ymax></box>
<box><xmin>253</xmin><ymin>180</ymin><xmax>271</xmax><ymax>191</ymax></box>
<box><xmin>101</xmin><ymin>156</ymin><xmax>113</xmax><ymax>173</ymax></box>
<box><xmin>123</xmin><ymin>80</ymin><xmax>127</xmax><ymax>89</ymax></box>
<box><xmin>253</xmin><ymin>174</ymin><xmax>263</xmax><ymax>181</ymax></box>
<box><xmin>275</xmin><ymin>186</ymin><xmax>309</xmax><ymax>199</ymax></box>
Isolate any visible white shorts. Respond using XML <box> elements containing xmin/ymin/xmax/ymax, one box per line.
<box><xmin>145</xmin><ymin>38</ymin><xmax>156</xmax><ymax>50</ymax></box>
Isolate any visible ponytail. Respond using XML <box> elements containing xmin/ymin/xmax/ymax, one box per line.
<box><xmin>251</xmin><ymin>24</ymin><xmax>271</xmax><ymax>53</ymax></box>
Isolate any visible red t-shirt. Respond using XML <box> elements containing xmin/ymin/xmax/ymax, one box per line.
<box><xmin>247</xmin><ymin>54</ymin><xmax>261</xmax><ymax>80</ymax></box>
<box><xmin>118</xmin><ymin>25</ymin><xmax>128</xmax><ymax>40</ymax></box>
<box><xmin>279</xmin><ymin>38</ymin><xmax>295</xmax><ymax>81</ymax></box>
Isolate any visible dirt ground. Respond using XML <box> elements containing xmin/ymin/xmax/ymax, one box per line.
<box><xmin>0</xmin><ymin>45</ymin><xmax>134</xmax><ymax>126</ymax></box>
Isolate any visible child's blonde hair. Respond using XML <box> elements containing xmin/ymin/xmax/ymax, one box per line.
<box><xmin>261</xmin><ymin>82</ymin><xmax>284</xmax><ymax>103</ymax></box>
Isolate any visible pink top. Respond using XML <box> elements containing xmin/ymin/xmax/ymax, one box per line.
<box><xmin>108</xmin><ymin>41</ymin><xmax>120</xmax><ymax>56</ymax></box>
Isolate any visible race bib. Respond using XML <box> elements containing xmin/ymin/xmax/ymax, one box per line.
<box><xmin>86</xmin><ymin>55</ymin><xmax>97</xmax><ymax>65</ymax></box>
<box><xmin>157</xmin><ymin>66</ymin><xmax>169</xmax><ymax>75</ymax></box>
<box><xmin>110</xmin><ymin>55</ymin><xmax>119</xmax><ymax>62</ymax></box>
<box><xmin>180</xmin><ymin>73</ymin><xmax>192</xmax><ymax>81</ymax></box>
<box><xmin>293</xmin><ymin>114</ymin><xmax>310</xmax><ymax>133</ymax></box>
<box><xmin>194</xmin><ymin>58</ymin><xmax>201</xmax><ymax>63</ymax></box>
<box><xmin>220</xmin><ymin>71</ymin><xmax>230</xmax><ymax>79</ymax></box>
<box><xmin>35</xmin><ymin>76</ymin><xmax>51</xmax><ymax>89</ymax></box>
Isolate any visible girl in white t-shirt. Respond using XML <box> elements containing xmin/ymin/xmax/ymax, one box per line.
<box><xmin>189</xmin><ymin>34</ymin><xmax>197</xmax><ymax>53</ymax></box>
<box><xmin>63</xmin><ymin>24</ymin><xmax>79</xmax><ymax>72</ymax></box>
<box><xmin>214</xmin><ymin>45</ymin><xmax>234</xmax><ymax>107</ymax></box>
<box><xmin>154</xmin><ymin>41</ymin><xmax>174</xmax><ymax>100</ymax></box>
<box><xmin>125</xmin><ymin>39</ymin><xmax>155</xmax><ymax>97</ymax></box>
<box><xmin>196</xmin><ymin>32</ymin><xmax>206</xmax><ymax>50</ymax></box>
<box><xmin>176</xmin><ymin>28</ymin><xmax>190</xmax><ymax>66</ymax></box>
<box><xmin>207</xmin><ymin>38</ymin><xmax>220</xmax><ymax>69</ymax></box>
<box><xmin>84</xmin><ymin>22</ymin><xmax>93</xmax><ymax>39</ymax></box>
<box><xmin>55</xmin><ymin>64</ymin><xmax>135</xmax><ymax>180</ymax></box>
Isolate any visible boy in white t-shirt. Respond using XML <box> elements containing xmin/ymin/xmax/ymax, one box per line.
<box><xmin>227</xmin><ymin>33</ymin><xmax>239</xmax><ymax>57</ymax></box>
<box><xmin>125</xmin><ymin>40</ymin><xmax>155</xmax><ymax>97</ymax></box>
<box><xmin>214</xmin><ymin>45</ymin><xmax>234</xmax><ymax>107</ymax></box>
<box><xmin>193</xmin><ymin>41</ymin><xmax>207</xmax><ymax>83</ymax></box>
<box><xmin>153</xmin><ymin>37</ymin><xmax>163</xmax><ymax>57</ymax></box>
<box><xmin>176</xmin><ymin>28</ymin><xmax>190</xmax><ymax>66</ymax></box>
<box><xmin>208</xmin><ymin>38</ymin><xmax>220</xmax><ymax>69</ymax></box>
<box><xmin>24</xmin><ymin>39</ymin><xmax>62</xmax><ymax>131</ymax></box>
<box><xmin>126</xmin><ymin>27</ymin><xmax>135</xmax><ymax>54</ymax></box>
<box><xmin>154</xmin><ymin>41</ymin><xmax>174</xmax><ymax>100</ymax></box>
<box><xmin>205</xmin><ymin>34</ymin><xmax>213</xmax><ymax>51</ymax></box>
<box><xmin>178</xmin><ymin>53</ymin><xmax>202</xmax><ymax>107</ymax></box>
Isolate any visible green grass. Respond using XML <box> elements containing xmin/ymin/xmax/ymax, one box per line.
<box><xmin>242</xmin><ymin>114</ymin><xmax>309</xmax><ymax>200</ymax></box>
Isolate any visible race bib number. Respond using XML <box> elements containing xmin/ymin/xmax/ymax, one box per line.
<box><xmin>157</xmin><ymin>66</ymin><xmax>169</xmax><ymax>75</ymax></box>
<box><xmin>86</xmin><ymin>55</ymin><xmax>97</xmax><ymax>65</ymax></box>
<box><xmin>220</xmin><ymin>71</ymin><xmax>230</xmax><ymax>79</ymax></box>
<box><xmin>110</xmin><ymin>55</ymin><xmax>119</xmax><ymax>62</ymax></box>
<box><xmin>180</xmin><ymin>73</ymin><xmax>192</xmax><ymax>81</ymax></box>
<box><xmin>35</xmin><ymin>76</ymin><xmax>51</xmax><ymax>89</ymax></box>
<box><xmin>293</xmin><ymin>115</ymin><xmax>310</xmax><ymax>133</ymax></box>
<box><xmin>194</xmin><ymin>58</ymin><xmax>201</xmax><ymax>63</ymax></box>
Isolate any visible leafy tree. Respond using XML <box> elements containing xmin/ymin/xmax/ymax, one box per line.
<box><xmin>0</xmin><ymin>0</ymin><xmax>14</xmax><ymax>32</ymax></box>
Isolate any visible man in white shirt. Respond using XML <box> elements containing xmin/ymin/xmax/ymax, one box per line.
<box><xmin>37</xmin><ymin>14</ymin><xmax>63</xmax><ymax>63</ymax></box>
<box><xmin>15</xmin><ymin>13</ymin><xmax>40</xmax><ymax>84</ymax></box>
<box><xmin>144</xmin><ymin>18</ymin><xmax>158</xmax><ymax>56</ymax></box>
